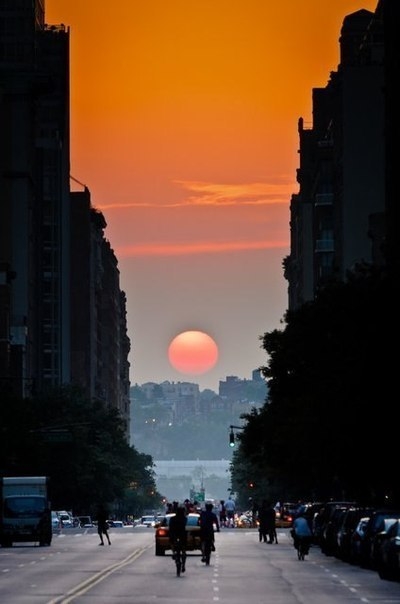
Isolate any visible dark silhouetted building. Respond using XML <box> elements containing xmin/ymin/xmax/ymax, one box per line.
<box><xmin>0</xmin><ymin>1</ymin><xmax>130</xmax><ymax>437</ymax></box>
<box><xmin>285</xmin><ymin>1</ymin><xmax>394</xmax><ymax>310</ymax></box>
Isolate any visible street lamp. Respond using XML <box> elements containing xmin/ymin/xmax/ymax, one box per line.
<box><xmin>228</xmin><ymin>424</ymin><xmax>244</xmax><ymax>447</ymax></box>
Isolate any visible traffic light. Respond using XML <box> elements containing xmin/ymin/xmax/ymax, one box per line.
<box><xmin>229</xmin><ymin>430</ymin><xmax>235</xmax><ymax>447</ymax></box>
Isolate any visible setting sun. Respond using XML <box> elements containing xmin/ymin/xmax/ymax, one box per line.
<box><xmin>45</xmin><ymin>0</ymin><xmax>378</xmax><ymax>390</ymax></box>
<box><xmin>168</xmin><ymin>331</ymin><xmax>219</xmax><ymax>376</ymax></box>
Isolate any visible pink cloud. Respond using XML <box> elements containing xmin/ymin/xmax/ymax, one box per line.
<box><xmin>115</xmin><ymin>238</ymin><xmax>289</xmax><ymax>258</ymax></box>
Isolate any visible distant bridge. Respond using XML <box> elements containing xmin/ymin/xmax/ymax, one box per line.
<box><xmin>153</xmin><ymin>460</ymin><xmax>232</xmax><ymax>502</ymax></box>
<box><xmin>153</xmin><ymin>459</ymin><xmax>231</xmax><ymax>478</ymax></box>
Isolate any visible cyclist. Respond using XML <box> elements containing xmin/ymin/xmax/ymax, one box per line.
<box><xmin>168</xmin><ymin>506</ymin><xmax>187</xmax><ymax>575</ymax></box>
<box><xmin>224</xmin><ymin>496</ymin><xmax>236</xmax><ymax>527</ymax></box>
<box><xmin>290</xmin><ymin>510</ymin><xmax>312</xmax><ymax>555</ymax></box>
<box><xmin>200</xmin><ymin>502</ymin><xmax>220</xmax><ymax>565</ymax></box>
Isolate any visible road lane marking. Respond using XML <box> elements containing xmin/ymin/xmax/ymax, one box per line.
<box><xmin>46</xmin><ymin>545</ymin><xmax>150</xmax><ymax>604</ymax></box>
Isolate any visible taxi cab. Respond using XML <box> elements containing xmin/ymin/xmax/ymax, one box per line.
<box><xmin>155</xmin><ymin>512</ymin><xmax>201</xmax><ymax>556</ymax></box>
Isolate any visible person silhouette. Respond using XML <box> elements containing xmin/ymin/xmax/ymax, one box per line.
<box><xmin>97</xmin><ymin>504</ymin><xmax>111</xmax><ymax>545</ymax></box>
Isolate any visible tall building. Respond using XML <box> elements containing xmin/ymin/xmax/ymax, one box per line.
<box><xmin>285</xmin><ymin>1</ymin><xmax>390</xmax><ymax>310</ymax></box>
<box><xmin>0</xmin><ymin>0</ymin><xmax>71</xmax><ymax>396</ymax></box>
<box><xmin>0</xmin><ymin>1</ymin><xmax>130</xmax><ymax>436</ymax></box>
<box><xmin>70</xmin><ymin>187</ymin><xmax>131</xmax><ymax>435</ymax></box>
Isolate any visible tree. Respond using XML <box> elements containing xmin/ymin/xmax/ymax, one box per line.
<box><xmin>230</xmin><ymin>266</ymin><xmax>397</xmax><ymax>506</ymax></box>
<box><xmin>0</xmin><ymin>385</ymin><xmax>162</xmax><ymax>515</ymax></box>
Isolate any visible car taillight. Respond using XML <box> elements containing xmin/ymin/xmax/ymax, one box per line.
<box><xmin>158</xmin><ymin>528</ymin><xmax>168</xmax><ymax>537</ymax></box>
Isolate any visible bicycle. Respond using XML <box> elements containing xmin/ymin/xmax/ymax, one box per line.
<box><xmin>295</xmin><ymin>535</ymin><xmax>311</xmax><ymax>561</ymax></box>
<box><xmin>172</xmin><ymin>538</ymin><xmax>186</xmax><ymax>576</ymax></box>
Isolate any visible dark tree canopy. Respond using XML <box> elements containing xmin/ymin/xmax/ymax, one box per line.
<box><xmin>0</xmin><ymin>385</ymin><xmax>160</xmax><ymax>517</ymax></box>
<box><xmin>231</xmin><ymin>267</ymin><xmax>397</xmax><ymax>507</ymax></box>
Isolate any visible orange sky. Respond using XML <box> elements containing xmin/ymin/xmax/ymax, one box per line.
<box><xmin>47</xmin><ymin>0</ymin><xmax>378</xmax><ymax>391</ymax></box>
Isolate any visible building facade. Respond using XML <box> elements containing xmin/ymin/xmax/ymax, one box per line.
<box><xmin>285</xmin><ymin>2</ymin><xmax>392</xmax><ymax>310</ymax></box>
<box><xmin>0</xmin><ymin>1</ymin><xmax>130</xmax><ymax>436</ymax></box>
<box><xmin>0</xmin><ymin>1</ymin><xmax>71</xmax><ymax>397</ymax></box>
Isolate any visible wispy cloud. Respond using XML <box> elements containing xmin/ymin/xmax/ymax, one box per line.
<box><xmin>97</xmin><ymin>178</ymin><xmax>294</xmax><ymax>211</ymax></box>
<box><xmin>172</xmin><ymin>179</ymin><xmax>294</xmax><ymax>206</ymax></box>
<box><xmin>115</xmin><ymin>238</ymin><xmax>289</xmax><ymax>258</ymax></box>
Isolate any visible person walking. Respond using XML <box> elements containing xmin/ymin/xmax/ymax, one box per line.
<box><xmin>218</xmin><ymin>500</ymin><xmax>227</xmax><ymax>527</ymax></box>
<box><xmin>258</xmin><ymin>500</ymin><xmax>277</xmax><ymax>544</ymax></box>
<box><xmin>97</xmin><ymin>504</ymin><xmax>111</xmax><ymax>546</ymax></box>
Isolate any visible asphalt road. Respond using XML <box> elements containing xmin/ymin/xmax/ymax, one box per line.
<box><xmin>0</xmin><ymin>527</ymin><xmax>399</xmax><ymax>604</ymax></box>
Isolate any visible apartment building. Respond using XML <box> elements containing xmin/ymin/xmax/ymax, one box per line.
<box><xmin>285</xmin><ymin>0</ymin><xmax>395</xmax><ymax>310</ymax></box>
<box><xmin>0</xmin><ymin>1</ymin><xmax>130</xmax><ymax>436</ymax></box>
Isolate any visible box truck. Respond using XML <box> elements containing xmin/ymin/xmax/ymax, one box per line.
<box><xmin>0</xmin><ymin>476</ymin><xmax>52</xmax><ymax>547</ymax></box>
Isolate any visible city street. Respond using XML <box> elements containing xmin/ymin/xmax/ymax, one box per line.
<box><xmin>0</xmin><ymin>527</ymin><xmax>399</xmax><ymax>604</ymax></box>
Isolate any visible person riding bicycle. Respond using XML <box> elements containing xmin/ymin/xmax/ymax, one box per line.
<box><xmin>199</xmin><ymin>502</ymin><xmax>220</xmax><ymax>564</ymax></box>
<box><xmin>290</xmin><ymin>510</ymin><xmax>312</xmax><ymax>553</ymax></box>
<box><xmin>224</xmin><ymin>496</ymin><xmax>236</xmax><ymax>527</ymax></box>
<box><xmin>169</xmin><ymin>505</ymin><xmax>187</xmax><ymax>573</ymax></box>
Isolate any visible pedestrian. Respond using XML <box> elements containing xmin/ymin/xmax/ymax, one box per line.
<box><xmin>258</xmin><ymin>500</ymin><xmax>277</xmax><ymax>544</ymax></box>
<box><xmin>249</xmin><ymin>497</ymin><xmax>259</xmax><ymax>528</ymax></box>
<box><xmin>218</xmin><ymin>500</ymin><xmax>227</xmax><ymax>527</ymax></box>
<box><xmin>166</xmin><ymin>501</ymin><xmax>174</xmax><ymax>513</ymax></box>
<box><xmin>97</xmin><ymin>504</ymin><xmax>111</xmax><ymax>546</ymax></box>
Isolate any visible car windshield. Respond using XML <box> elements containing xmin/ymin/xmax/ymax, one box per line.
<box><xmin>164</xmin><ymin>513</ymin><xmax>199</xmax><ymax>527</ymax></box>
<box><xmin>187</xmin><ymin>515</ymin><xmax>200</xmax><ymax>526</ymax></box>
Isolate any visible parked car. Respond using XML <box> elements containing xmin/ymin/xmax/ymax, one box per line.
<box><xmin>317</xmin><ymin>501</ymin><xmax>357</xmax><ymax>555</ymax></box>
<box><xmin>320</xmin><ymin>503</ymin><xmax>356</xmax><ymax>556</ymax></box>
<box><xmin>377</xmin><ymin>519</ymin><xmax>400</xmax><ymax>581</ymax></box>
<box><xmin>359</xmin><ymin>508</ymin><xmax>400</xmax><ymax>569</ymax></box>
<box><xmin>349</xmin><ymin>516</ymin><xmax>370</xmax><ymax>565</ymax></box>
<box><xmin>335</xmin><ymin>506</ymin><xmax>374</xmax><ymax>562</ymax></box>
<box><xmin>303</xmin><ymin>502</ymin><xmax>324</xmax><ymax>539</ymax></box>
<box><xmin>155</xmin><ymin>512</ymin><xmax>201</xmax><ymax>556</ymax></box>
<box><xmin>369</xmin><ymin>517</ymin><xmax>400</xmax><ymax>570</ymax></box>
<box><xmin>311</xmin><ymin>501</ymin><xmax>356</xmax><ymax>553</ymax></box>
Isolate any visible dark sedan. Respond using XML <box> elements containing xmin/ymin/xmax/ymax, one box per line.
<box><xmin>378</xmin><ymin>519</ymin><xmax>400</xmax><ymax>581</ymax></box>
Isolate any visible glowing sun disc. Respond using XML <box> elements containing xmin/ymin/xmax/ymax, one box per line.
<box><xmin>168</xmin><ymin>330</ymin><xmax>219</xmax><ymax>375</ymax></box>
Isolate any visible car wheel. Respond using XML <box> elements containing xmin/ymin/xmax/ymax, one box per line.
<box><xmin>378</xmin><ymin>564</ymin><xmax>397</xmax><ymax>581</ymax></box>
<box><xmin>155</xmin><ymin>545</ymin><xmax>165</xmax><ymax>556</ymax></box>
